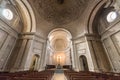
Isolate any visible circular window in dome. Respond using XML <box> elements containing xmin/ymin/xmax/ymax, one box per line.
<box><xmin>2</xmin><ymin>9</ymin><xmax>13</xmax><ymax>20</ymax></box>
<box><xmin>107</xmin><ymin>11</ymin><xmax>117</xmax><ymax>22</ymax></box>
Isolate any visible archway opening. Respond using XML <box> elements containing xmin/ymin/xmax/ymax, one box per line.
<box><xmin>79</xmin><ymin>55</ymin><xmax>89</xmax><ymax>71</ymax></box>
<box><xmin>0</xmin><ymin>0</ymin><xmax>36</xmax><ymax>72</ymax></box>
<box><xmin>88</xmin><ymin>5</ymin><xmax>118</xmax><ymax>72</ymax></box>
<box><xmin>30</xmin><ymin>54</ymin><xmax>40</xmax><ymax>71</ymax></box>
<box><xmin>46</xmin><ymin>28</ymin><xmax>72</xmax><ymax>69</ymax></box>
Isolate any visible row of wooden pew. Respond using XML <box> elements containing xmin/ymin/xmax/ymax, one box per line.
<box><xmin>64</xmin><ymin>70</ymin><xmax>120</xmax><ymax>80</ymax></box>
<box><xmin>0</xmin><ymin>70</ymin><xmax>54</xmax><ymax>80</ymax></box>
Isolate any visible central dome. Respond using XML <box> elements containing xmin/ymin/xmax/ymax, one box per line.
<box><xmin>37</xmin><ymin>0</ymin><xmax>89</xmax><ymax>25</ymax></box>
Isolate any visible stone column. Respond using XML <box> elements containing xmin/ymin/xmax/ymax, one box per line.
<box><xmin>72</xmin><ymin>41</ymin><xmax>80</xmax><ymax>72</ymax></box>
<box><xmin>11</xmin><ymin>33</ymin><xmax>34</xmax><ymax>72</ymax></box>
<box><xmin>39</xmin><ymin>42</ymin><xmax>47</xmax><ymax>71</ymax></box>
<box><xmin>86</xmin><ymin>40</ymin><xmax>99</xmax><ymax>72</ymax></box>
<box><xmin>85</xmin><ymin>34</ymin><xmax>111</xmax><ymax>72</ymax></box>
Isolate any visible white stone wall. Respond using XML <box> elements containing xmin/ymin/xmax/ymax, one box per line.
<box><xmin>21</xmin><ymin>34</ymin><xmax>47</xmax><ymax>71</ymax></box>
<box><xmin>73</xmin><ymin>37</ymin><xmax>94</xmax><ymax>72</ymax></box>
<box><xmin>102</xmin><ymin>22</ymin><xmax>120</xmax><ymax>72</ymax></box>
<box><xmin>0</xmin><ymin>20</ymin><xmax>18</xmax><ymax>71</ymax></box>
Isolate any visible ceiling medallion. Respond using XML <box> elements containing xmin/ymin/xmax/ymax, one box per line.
<box><xmin>57</xmin><ymin>0</ymin><xmax>64</xmax><ymax>4</ymax></box>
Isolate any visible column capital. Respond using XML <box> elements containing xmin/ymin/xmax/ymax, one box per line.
<box><xmin>85</xmin><ymin>33</ymin><xmax>101</xmax><ymax>41</ymax></box>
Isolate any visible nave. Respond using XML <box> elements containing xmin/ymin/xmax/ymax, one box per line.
<box><xmin>0</xmin><ymin>0</ymin><xmax>120</xmax><ymax>80</ymax></box>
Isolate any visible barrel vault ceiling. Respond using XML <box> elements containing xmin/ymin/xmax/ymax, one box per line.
<box><xmin>27</xmin><ymin>0</ymin><xmax>106</xmax><ymax>38</ymax></box>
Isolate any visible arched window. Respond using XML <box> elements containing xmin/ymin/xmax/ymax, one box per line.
<box><xmin>107</xmin><ymin>11</ymin><xmax>117</xmax><ymax>23</ymax></box>
<box><xmin>2</xmin><ymin>9</ymin><xmax>13</xmax><ymax>20</ymax></box>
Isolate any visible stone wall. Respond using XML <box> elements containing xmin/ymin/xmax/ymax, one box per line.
<box><xmin>7</xmin><ymin>33</ymin><xmax>47</xmax><ymax>72</ymax></box>
<box><xmin>72</xmin><ymin>36</ymin><xmax>94</xmax><ymax>72</ymax></box>
<box><xmin>97</xmin><ymin>8</ymin><xmax>120</xmax><ymax>72</ymax></box>
<box><xmin>23</xmin><ymin>34</ymin><xmax>46</xmax><ymax>71</ymax></box>
<box><xmin>101</xmin><ymin>22</ymin><xmax>120</xmax><ymax>72</ymax></box>
<box><xmin>0</xmin><ymin>25</ymin><xmax>17</xmax><ymax>71</ymax></box>
<box><xmin>0</xmin><ymin>19</ymin><xmax>19</xmax><ymax>71</ymax></box>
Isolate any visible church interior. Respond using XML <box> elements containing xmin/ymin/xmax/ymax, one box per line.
<box><xmin>0</xmin><ymin>0</ymin><xmax>120</xmax><ymax>80</ymax></box>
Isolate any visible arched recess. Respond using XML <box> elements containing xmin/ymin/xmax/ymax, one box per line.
<box><xmin>30</xmin><ymin>54</ymin><xmax>40</xmax><ymax>71</ymax></box>
<box><xmin>89</xmin><ymin>0</ymin><xmax>120</xmax><ymax>72</ymax></box>
<box><xmin>48</xmin><ymin>28</ymin><xmax>72</xmax><ymax>52</ymax></box>
<box><xmin>87</xmin><ymin>0</ymin><xmax>114</xmax><ymax>34</ymax></box>
<box><xmin>79</xmin><ymin>55</ymin><xmax>89</xmax><ymax>71</ymax></box>
<box><xmin>3</xmin><ymin>0</ymin><xmax>37</xmax><ymax>72</ymax></box>
<box><xmin>48</xmin><ymin>28</ymin><xmax>72</xmax><ymax>41</ymax></box>
<box><xmin>85</xmin><ymin>0</ymin><xmax>116</xmax><ymax>72</ymax></box>
<box><xmin>46</xmin><ymin>28</ymin><xmax>73</xmax><ymax>68</ymax></box>
<box><xmin>15</xmin><ymin>0</ymin><xmax>36</xmax><ymax>32</ymax></box>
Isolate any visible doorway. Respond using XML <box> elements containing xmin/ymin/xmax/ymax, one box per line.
<box><xmin>30</xmin><ymin>54</ymin><xmax>40</xmax><ymax>71</ymax></box>
<box><xmin>79</xmin><ymin>55</ymin><xmax>89</xmax><ymax>71</ymax></box>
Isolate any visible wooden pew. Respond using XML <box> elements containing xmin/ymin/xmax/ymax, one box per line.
<box><xmin>64</xmin><ymin>70</ymin><xmax>120</xmax><ymax>80</ymax></box>
<box><xmin>0</xmin><ymin>70</ymin><xmax>54</xmax><ymax>80</ymax></box>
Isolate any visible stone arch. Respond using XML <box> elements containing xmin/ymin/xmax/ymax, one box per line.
<box><xmin>15</xmin><ymin>0</ymin><xmax>36</xmax><ymax>32</ymax></box>
<box><xmin>48</xmin><ymin>28</ymin><xmax>72</xmax><ymax>40</ymax></box>
<box><xmin>85</xmin><ymin>0</ymin><xmax>115</xmax><ymax>72</ymax></box>
<box><xmin>48</xmin><ymin>28</ymin><xmax>72</xmax><ymax>52</ymax></box>
<box><xmin>30</xmin><ymin>54</ymin><xmax>40</xmax><ymax>71</ymax></box>
<box><xmin>46</xmin><ymin>28</ymin><xmax>73</xmax><ymax>67</ymax></box>
<box><xmin>79</xmin><ymin>55</ymin><xmax>89</xmax><ymax>71</ymax></box>
<box><xmin>0</xmin><ymin>0</ymin><xmax>36</xmax><ymax>72</ymax></box>
<box><xmin>86</xmin><ymin>0</ymin><xmax>115</xmax><ymax>34</ymax></box>
<box><xmin>2</xmin><ymin>0</ymin><xmax>37</xmax><ymax>72</ymax></box>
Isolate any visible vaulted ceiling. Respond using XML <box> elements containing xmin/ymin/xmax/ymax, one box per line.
<box><xmin>30</xmin><ymin>0</ymin><xmax>89</xmax><ymax>25</ymax></box>
<box><xmin>27</xmin><ymin>0</ymin><xmax>109</xmax><ymax>38</ymax></box>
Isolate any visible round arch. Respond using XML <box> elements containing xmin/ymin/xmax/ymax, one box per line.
<box><xmin>79</xmin><ymin>55</ymin><xmax>89</xmax><ymax>71</ymax></box>
<box><xmin>48</xmin><ymin>28</ymin><xmax>72</xmax><ymax>40</ymax></box>
<box><xmin>15</xmin><ymin>0</ymin><xmax>36</xmax><ymax>32</ymax></box>
<box><xmin>30</xmin><ymin>54</ymin><xmax>40</xmax><ymax>71</ymax></box>
<box><xmin>86</xmin><ymin>0</ymin><xmax>115</xmax><ymax>34</ymax></box>
<box><xmin>46</xmin><ymin>28</ymin><xmax>73</xmax><ymax>66</ymax></box>
<box><xmin>48</xmin><ymin>28</ymin><xmax>72</xmax><ymax>52</ymax></box>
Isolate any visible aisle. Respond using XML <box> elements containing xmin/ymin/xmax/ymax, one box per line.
<box><xmin>52</xmin><ymin>69</ymin><xmax>67</xmax><ymax>80</ymax></box>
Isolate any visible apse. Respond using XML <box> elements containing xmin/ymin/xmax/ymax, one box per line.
<box><xmin>46</xmin><ymin>28</ymin><xmax>72</xmax><ymax>66</ymax></box>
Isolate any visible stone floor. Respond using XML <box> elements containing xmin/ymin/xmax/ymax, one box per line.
<box><xmin>52</xmin><ymin>69</ymin><xmax>67</xmax><ymax>80</ymax></box>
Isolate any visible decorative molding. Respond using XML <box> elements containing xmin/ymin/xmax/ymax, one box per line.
<box><xmin>85</xmin><ymin>33</ymin><xmax>101</xmax><ymax>41</ymax></box>
<box><xmin>0</xmin><ymin>20</ymin><xmax>18</xmax><ymax>38</ymax></box>
<box><xmin>33</xmin><ymin>48</ymin><xmax>42</xmax><ymax>54</ymax></box>
<box><xmin>18</xmin><ymin>32</ymin><xmax>47</xmax><ymax>43</ymax></box>
<box><xmin>104</xmin><ymin>0</ymin><xmax>115</xmax><ymax>8</ymax></box>
<box><xmin>87</xmin><ymin>0</ymin><xmax>108</xmax><ymax>34</ymax></box>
